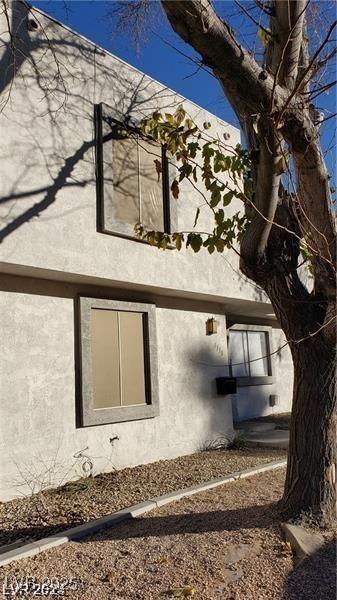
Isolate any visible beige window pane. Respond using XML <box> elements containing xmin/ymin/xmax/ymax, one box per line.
<box><xmin>119</xmin><ymin>311</ymin><xmax>146</xmax><ymax>406</ymax></box>
<box><xmin>90</xmin><ymin>309</ymin><xmax>121</xmax><ymax>408</ymax></box>
<box><xmin>138</xmin><ymin>139</ymin><xmax>164</xmax><ymax>231</ymax></box>
<box><xmin>112</xmin><ymin>137</ymin><xmax>140</xmax><ymax>225</ymax></box>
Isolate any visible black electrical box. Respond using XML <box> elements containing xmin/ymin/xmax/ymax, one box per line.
<box><xmin>216</xmin><ymin>377</ymin><xmax>237</xmax><ymax>396</ymax></box>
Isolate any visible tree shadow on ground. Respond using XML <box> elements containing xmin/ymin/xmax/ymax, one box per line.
<box><xmin>282</xmin><ymin>539</ymin><xmax>336</xmax><ymax>600</ymax></box>
<box><xmin>90</xmin><ymin>502</ymin><xmax>281</xmax><ymax>542</ymax></box>
<box><xmin>0</xmin><ymin>501</ymin><xmax>281</xmax><ymax>550</ymax></box>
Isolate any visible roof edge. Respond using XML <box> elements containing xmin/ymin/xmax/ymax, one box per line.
<box><xmin>27</xmin><ymin>1</ymin><xmax>238</xmax><ymax>132</ymax></box>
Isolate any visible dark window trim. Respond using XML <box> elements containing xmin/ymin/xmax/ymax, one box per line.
<box><xmin>78</xmin><ymin>296</ymin><xmax>159</xmax><ymax>427</ymax></box>
<box><xmin>142</xmin><ymin>312</ymin><xmax>152</xmax><ymax>405</ymax></box>
<box><xmin>94</xmin><ymin>103</ymin><xmax>104</xmax><ymax>232</ymax></box>
<box><xmin>95</xmin><ymin>102</ymin><xmax>174</xmax><ymax>242</ymax></box>
<box><xmin>228</xmin><ymin>324</ymin><xmax>275</xmax><ymax>387</ymax></box>
<box><xmin>162</xmin><ymin>145</ymin><xmax>171</xmax><ymax>235</ymax></box>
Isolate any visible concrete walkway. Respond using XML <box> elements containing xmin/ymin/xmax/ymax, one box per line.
<box><xmin>244</xmin><ymin>430</ymin><xmax>289</xmax><ymax>449</ymax></box>
<box><xmin>236</xmin><ymin>415</ymin><xmax>290</xmax><ymax>449</ymax></box>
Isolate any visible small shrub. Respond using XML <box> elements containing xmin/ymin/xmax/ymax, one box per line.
<box><xmin>226</xmin><ymin>433</ymin><xmax>247</xmax><ymax>450</ymax></box>
<box><xmin>200</xmin><ymin>432</ymin><xmax>247</xmax><ymax>452</ymax></box>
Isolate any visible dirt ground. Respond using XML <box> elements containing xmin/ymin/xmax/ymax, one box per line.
<box><xmin>0</xmin><ymin>468</ymin><xmax>335</xmax><ymax>600</ymax></box>
<box><xmin>0</xmin><ymin>447</ymin><xmax>286</xmax><ymax>548</ymax></box>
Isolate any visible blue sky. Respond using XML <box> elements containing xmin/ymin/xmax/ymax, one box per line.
<box><xmin>33</xmin><ymin>0</ymin><xmax>237</xmax><ymax>125</ymax></box>
<box><xmin>33</xmin><ymin>0</ymin><xmax>335</xmax><ymax>181</ymax></box>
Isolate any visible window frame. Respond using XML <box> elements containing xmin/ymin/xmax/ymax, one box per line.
<box><xmin>78</xmin><ymin>296</ymin><xmax>159</xmax><ymax>427</ymax></box>
<box><xmin>95</xmin><ymin>103</ymin><xmax>177</xmax><ymax>241</ymax></box>
<box><xmin>228</xmin><ymin>324</ymin><xmax>275</xmax><ymax>387</ymax></box>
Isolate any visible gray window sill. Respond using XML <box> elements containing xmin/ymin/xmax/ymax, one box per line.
<box><xmin>100</xmin><ymin>225</ymin><xmax>175</xmax><ymax>249</ymax></box>
<box><xmin>81</xmin><ymin>403</ymin><xmax>159</xmax><ymax>427</ymax></box>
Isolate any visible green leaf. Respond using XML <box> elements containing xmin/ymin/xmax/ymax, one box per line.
<box><xmin>243</xmin><ymin>177</ymin><xmax>253</xmax><ymax>198</ymax></box>
<box><xmin>215</xmin><ymin>239</ymin><xmax>225</xmax><ymax>253</ymax></box>
<box><xmin>213</xmin><ymin>152</ymin><xmax>227</xmax><ymax>173</ymax></box>
<box><xmin>215</xmin><ymin>209</ymin><xmax>224</xmax><ymax>226</ymax></box>
<box><xmin>147</xmin><ymin>231</ymin><xmax>157</xmax><ymax>246</ymax></box>
<box><xmin>274</xmin><ymin>156</ymin><xmax>286</xmax><ymax>175</ymax></box>
<box><xmin>201</xmin><ymin>164</ymin><xmax>213</xmax><ymax>189</ymax></box>
<box><xmin>167</xmin><ymin>138</ymin><xmax>178</xmax><ymax>155</ymax></box>
<box><xmin>134</xmin><ymin>222</ymin><xmax>144</xmax><ymax>238</ymax></box>
<box><xmin>210</xmin><ymin>187</ymin><xmax>221</xmax><ymax>207</ymax></box>
<box><xmin>171</xmin><ymin>179</ymin><xmax>179</xmax><ymax>199</ymax></box>
<box><xmin>185</xmin><ymin>118</ymin><xmax>195</xmax><ymax>129</ymax></box>
<box><xmin>189</xmin><ymin>234</ymin><xmax>203</xmax><ymax>253</ymax></box>
<box><xmin>179</xmin><ymin>162</ymin><xmax>193</xmax><ymax>181</ymax></box>
<box><xmin>188</xmin><ymin>142</ymin><xmax>199</xmax><ymax>159</ymax></box>
<box><xmin>172</xmin><ymin>233</ymin><xmax>183</xmax><ymax>250</ymax></box>
<box><xmin>258</xmin><ymin>28</ymin><xmax>273</xmax><ymax>46</ymax></box>
<box><xmin>156</xmin><ymin>232</ymin><xmax>170</xmax><ymax>250</ymax></box>
<box><xmin>164</xmin><ymin>113</ymin><xmax>175</xmax><ymax>124</ymax></box>
<box><xmin>182</xmin><ymin>127</ymin><xmax>198</xmax><ymax>143</ymax></box>
<box><xmin>174</xmin><ymin>106</ymin><xmax>186</xmax><ymax>125</ymax></box>
<box><xmin>223</xmin><ymin>191</ymin><xmax>234</xmax><ymax>206</ymax></box>
<box><xmin>275</xmin><ymin>152</ymin><xmax>290</xmax><ymax>175</ymax></box>
<box><xmin>202</xmin><ymin>145</ymin><xmax>215</xmax><ymax>163</ymax></box>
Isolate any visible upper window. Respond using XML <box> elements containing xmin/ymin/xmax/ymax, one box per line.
<box><xmin>112</xmin><ymin>135</ymin><xmax>165</xmax><ymax>231</ymax></box>
<box><xmin>228</xmin><ymin>326</ymin><xmax>274</xmax><ymax>386</ymax></box>
<box><xmin>78</xmin><ymin>297</ymin><xmax>159</xmax><ymax>426</ymax></box>
<box><xmin>95</xmin><ymin>103</ymin><xmax>175</xmax><ymax>240</ymax></box>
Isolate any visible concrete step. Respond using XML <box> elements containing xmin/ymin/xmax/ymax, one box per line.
<box><xmin>244</xmin><ymin>430</ymin><xmax>289</xmax><ymax>449</ymax></box>
<box><xmin>238</xmin><ymin>421</ymin><xmax>276</xmax><ymax>434</ymax></box>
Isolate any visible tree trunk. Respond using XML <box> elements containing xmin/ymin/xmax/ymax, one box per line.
<box><xmin>264</xmin><ymin>275</ymin><xmax>337</xmax><ymax>525</ymax></box>
<box><xmin>283</xmin><ymin>338</ymin><xmax>336</xmax><ymax>525</ymax></box>
<box><xmin>160</xmin><ymin>0</ymin><xmax>337</xmax><ymax>525</ymax></box>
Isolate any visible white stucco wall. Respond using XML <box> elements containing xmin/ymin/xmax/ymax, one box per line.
<box><xmin>0</xmin><ymin>2</ymin><xmax>264</xmax><ymax>304</ymax></box>
<box><xmin>0</xmin><ymin>287</ymin><xmax>234</xmax><ymax>501</ymax></box>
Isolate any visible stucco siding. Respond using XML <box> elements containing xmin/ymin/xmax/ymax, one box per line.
<box><xmin>0</xmin><ymin>287</ymin><xmax>234</xmax><ymax>501</ymax></box>
<box><xmin>0</xmin><ymin>2</ymin><xmax>266</xmax><ymax>305</ymax></box>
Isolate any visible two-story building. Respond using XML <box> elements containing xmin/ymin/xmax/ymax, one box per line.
<box><xmin>0</xmin><ymin>2</ymin><xmax>292</xmax><ymax>501</ymax></box>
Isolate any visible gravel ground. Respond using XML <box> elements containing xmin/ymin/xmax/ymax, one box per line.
<box><xmin>0</xmin><ymin>448</ymin><xmax>286</xmax><ymax>548</ymax></box>
<box><xmin>0</xmin><ymin>469</ymin><xmax>335</xmax><ymax>600</ymax></box>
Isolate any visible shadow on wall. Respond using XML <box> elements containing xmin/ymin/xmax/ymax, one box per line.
<box><xmin>0</xmin><ymin>2</ymin><xmax>182</xmax><ymax>242</ymax></box>
<box><xmin>186</xmin><ymin>334</ymin><xmax>290</xmax><ymax>430</ymax></box>
<box><xmin>188</xmin><ymin>343</ymin><xmax>233</xmax><ymax>444</ymax></box>
<box><xmin>232</xmin><ymin>386</ymin><xmax>276</xmax><ymax>423</ymax></box>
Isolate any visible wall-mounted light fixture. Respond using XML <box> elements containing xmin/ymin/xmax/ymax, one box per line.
<box><xmin>206</xmin><ymin>317</ymin><xmax>218</xmax><ymax>336</ymax></box>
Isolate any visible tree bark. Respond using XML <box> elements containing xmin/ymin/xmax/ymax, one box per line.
<box><xmin>265</xmin><ymin>273</ymin><xmax>336</xmax><ymax>525</ymax></box>
<box><xmin>284</xmin><ymin>339</ymin><xmax>336</xmax><ymax>525</ymax></box>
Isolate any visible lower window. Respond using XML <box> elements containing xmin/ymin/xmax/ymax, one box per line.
<box><xmin>78</xmin><ymin>297</ymin><xmax>159</xmax><ymax>426</ymax></box>
<box><xmin>228</xmin><ymin>325</ymin><xmax>274</xmax><ymax>386</ymax></box>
